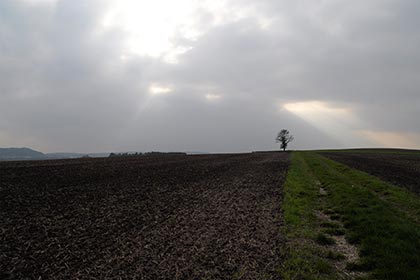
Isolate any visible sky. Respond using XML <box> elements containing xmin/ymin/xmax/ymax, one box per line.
<box><xmin>0</xmin><ymin>0</ymin><xmax>419</xmax><ymax>153</ymax></box>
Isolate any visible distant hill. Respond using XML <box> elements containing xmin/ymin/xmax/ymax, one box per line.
<box><xmin>0</xmin><ymin>147</ymin><xmax>46</xmax><ymax>161</ymax></box>
<box><xmin>1</xmin><ymin>147</ymin><xmax>204</xmax><ymax>161</ymax></box>
<box><xmin>0</xmin><ymin>147</ymin><xmax>110</xmax><ymax>161</ymax></box>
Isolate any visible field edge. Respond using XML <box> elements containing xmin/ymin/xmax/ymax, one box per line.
<box><xmin>281</xmin><ymin>151</ymin><xmax>420</xmax><ymax>280</ymax></box>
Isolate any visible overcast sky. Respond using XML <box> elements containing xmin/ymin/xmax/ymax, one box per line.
<box><xmin>1</xmin><ymin>0</ymin><xmax>419</xmax><ymax>153</ymax></box>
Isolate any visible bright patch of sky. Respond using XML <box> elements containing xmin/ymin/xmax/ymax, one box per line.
<box><xmin>149</xmin><ymin>84</ymin><xmax>172</xmax><ymax>95</ymax></box>
<box><xmin>282</xmin><ymin>101</ymin><xmax>365</xmax><ymax>147</ymax></box>
<box><xmin>101</xmin><ymin>0</ymin><xmax>272</xmax><ymax>63</ymax></box>
<box><xmin>1</xmin><ymin>0</ymin><xmax>419</xmax><ymax>152</ymax></box>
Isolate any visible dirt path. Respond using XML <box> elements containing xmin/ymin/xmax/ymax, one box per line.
<box><xmin>0</xmin><ymin>153</ymin><xmax>289</xmax><ymax>279</ymax></box>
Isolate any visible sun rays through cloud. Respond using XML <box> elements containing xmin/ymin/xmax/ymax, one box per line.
<box><xmin>359</xmin><ymin>130</ymin><xmax>420</xmax><ymax>149</ymax></box>
<box><xmin>282</xmin><ymin>101</ymin><xmax>365</xmax><ymax>147</ymax></box>
<box><xmin>1</xmin><ymin>0</ymin><xmax>419</xmax><ymax>152</ymax></box>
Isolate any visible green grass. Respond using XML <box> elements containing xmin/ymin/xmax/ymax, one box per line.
<box><xmin>315</xmin><ymin>233</ymin><xmax>336</xmax><ymax>245</ymax></box>
<box><xmin>282</xmin><ymin>151</ymin><xmax>420</xmax><ymax>279</ymax></box>
<box><xmin>326</xmin><ymin>250</ymin><xmax>345</xmax><ymax>261</ymax></box>
<box><xmin>281</xmin><ymin>152</ymin><xmax>339</xmax><ymax>279</ymax></box>
<box><xmin>322</xmin><ymin>227</ymin><xmax>345</xmax><ymax>236</ymax></box>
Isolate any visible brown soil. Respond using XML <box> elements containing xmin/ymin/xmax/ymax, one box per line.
<box><xmin>321</xmin><ymin>152</ymin><xmax>420</xmax><ymax>195</ymax></box>
<box><xmin>0</xmin><ymin>152</ymin><xmax>289</xmax><ymax>279</ymax></box>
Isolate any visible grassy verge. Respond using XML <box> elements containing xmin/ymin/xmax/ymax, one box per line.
<box><xmin>317</xmin><ymin>154</ymin><xmax>420</xmax><ymax>224</ymax></box>
<box><xmin>281</xmin><ymin>152</ymin><xmax>339</xmax><ymax>279</ymax></box>
<box><xmin>282</xmin><ymin>152</ymin><xmax>420</xmax><ymax>279</ymax></box>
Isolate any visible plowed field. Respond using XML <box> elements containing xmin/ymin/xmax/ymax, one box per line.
<box><xmin>0</xmin><ymin>152</ymin><xmax>289</xmax><ymax>279</ymax></box>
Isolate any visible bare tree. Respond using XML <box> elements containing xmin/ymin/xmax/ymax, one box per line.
<box><xmin>276</xmin><ymin>129</ymin><xmax>294</xmax><ymax>151</ymax></box>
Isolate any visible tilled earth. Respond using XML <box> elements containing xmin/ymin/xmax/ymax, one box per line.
<box><xmin>0</xmin><ymin>152</ymin><xmax>289</xmax><ymax>279</ymax></box>
<box><xmin>322</xmin><ymin>151</ymin><xmax>420</xmax><ymax>195</ymax></box>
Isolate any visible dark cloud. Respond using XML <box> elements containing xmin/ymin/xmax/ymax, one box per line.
<box><xmin>0</xmin><ymin>0</ymin><xmax>419</xmax><ymax>152</ymax></box>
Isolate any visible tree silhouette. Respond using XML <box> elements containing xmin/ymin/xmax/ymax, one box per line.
<box><xmin>276</xmin><ymin>129</ymin><xmax>294</xmax><ymax>151</ymax></box>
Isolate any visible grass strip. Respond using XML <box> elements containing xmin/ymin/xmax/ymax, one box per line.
<box><xmin>281</xmin><ymin>152</ymin><xmax>339</xmax><ymax>279</ymax></box>
<box><xmin>282</xmin><ymin>151</ymin><xmax>420</xmax><ymax>279</ymax></box>
<box><xmin>304</xmin><ymin>152</ymin><xmax>420</xmax><ymax>279</ymax></box>
<box><xmin>316</xmin><ymin>153</ymin><xmax>420</xmax><ymax>224</ymax></box>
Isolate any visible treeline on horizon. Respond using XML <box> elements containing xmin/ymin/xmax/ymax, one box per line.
<box><xmin>109</xmin><ymin>151</ymin><xmax>187</xmax><ymax>158</ymax></box>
